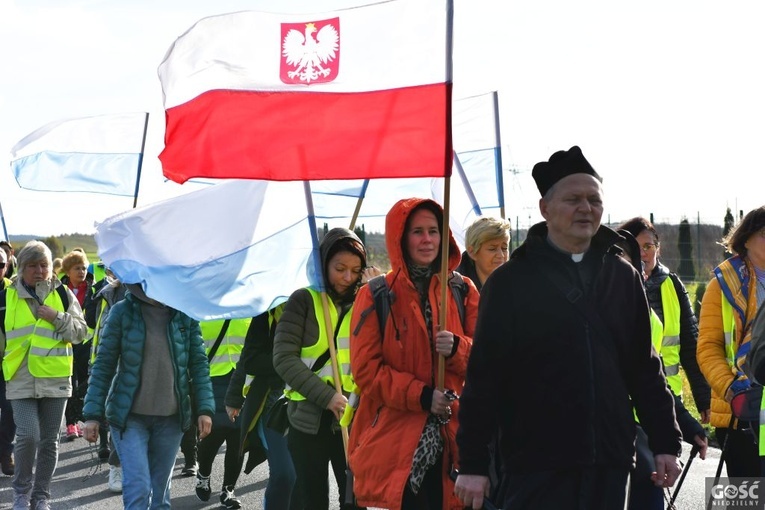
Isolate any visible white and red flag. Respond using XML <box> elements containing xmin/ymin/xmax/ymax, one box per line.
<box><xmin>158</xmin><ymin>0</ymin><xmax>453</xmax><ymax>183</ymax></box>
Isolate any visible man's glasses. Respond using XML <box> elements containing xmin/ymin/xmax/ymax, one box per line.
<box><xmin>0</xmin><ymin>262</ymin><xmax>5</xmax><ymax>268</ymax></box>
<box><xmin>641</xmin><ymin>243</ymin><xmax>658</xmax><ymax>252</ymax></box>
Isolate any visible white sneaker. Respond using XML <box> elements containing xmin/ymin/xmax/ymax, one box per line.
<box><xmin>108</xmin><ymin>465</ymin><xmax>123</xmax><ymax>493</ymax></box>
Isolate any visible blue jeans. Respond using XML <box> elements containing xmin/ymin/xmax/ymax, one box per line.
<box><xmin>259</xmin><ymin>390</ymin><xmax>298</xmax><ymax>510</ymax></box>
<box><xmin>112</xmin><ymin>413</ymin><xmax>184</xmax><ymax>510</ymax></box>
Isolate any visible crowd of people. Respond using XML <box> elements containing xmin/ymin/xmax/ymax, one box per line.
<box><xmin>1</xmin><ymin>147</ymin><xmax>764</xmax><ymax>509</ymax></box>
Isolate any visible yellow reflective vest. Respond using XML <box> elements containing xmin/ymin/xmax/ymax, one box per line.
<box><xmin>285</xmin><ymin>288</ymin><xmax>355</xmax><ymax>401</ymax></box>
<box><xmin>201</xmin><ymin>318</ymin><xmax>249</xmax><ymax>378</ymax></box>
<box><xmin>3</xmin><ymin>287</ymin><xmax>72</xmax><ymax>380</ymax></box>
<box><xmin>658</xmin><ymin>278</ymin><xmax>682</xmax><ymax>396</ymax></box>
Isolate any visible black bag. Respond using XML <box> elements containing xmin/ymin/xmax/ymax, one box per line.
<box><xmin>266</xmin><ymin>341</ymin><xmax>333</xmax><ymax>435</ymax></box>
<box><xmin>265</xmin><ymin>396</ymin><xmax>290</xmax><ymax>435</ymax></box>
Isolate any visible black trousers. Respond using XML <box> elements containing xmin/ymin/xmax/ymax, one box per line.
<box><xmin>197</xmin><ymin>424</ymin><xmax>243</xmax><ymax>489</ymax></box>
<box><xmin>716</xmin><ymin>426</ymin><xmax>761</xmax><ymax>477</ymax></box>
<box><xmin>503</xmin><ymin>467</ymin><xmax>629</xmax><ymax>510</ymax></box>
<box><xmin>287</xmin><ymin>410</ymin><xmax>349</xmax><ymax>510</ymax></box>
<box><xmin>401</xmin><ymin>456</ymin><xmax>443</xmax><ymax>510</ymax></box>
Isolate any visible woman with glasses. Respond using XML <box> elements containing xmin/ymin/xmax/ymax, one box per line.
<box><xmin>619</xmin><ymin>217</ymin><xmax>710</xmax><ymax>422</ymax></box>
<box><xmin>698</xmin><ymin>206</ymin><xmax>765</xmax><ymax>476</ymax></box>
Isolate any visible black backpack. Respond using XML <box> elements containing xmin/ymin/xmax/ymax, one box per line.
<box><xmin>0</xmin><ymin>285</ymin><xmax>70</xmax><ymax>335</ymax></box>
<box><xmin>353</xmin><ymin>272</ymin><xmax>469</xmax><ymax>338</ymax></box>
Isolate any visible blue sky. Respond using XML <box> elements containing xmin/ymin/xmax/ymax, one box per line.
<box><xmin>1</xmin><ymin>0</ymin><xmax>763</xmax><ymax>236</ymax></box>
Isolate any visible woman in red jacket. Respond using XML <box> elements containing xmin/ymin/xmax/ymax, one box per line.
<box><xmin>349</xmin><ymin>198</ymin><xmax>479</xmax><ymax>510</ymax></box>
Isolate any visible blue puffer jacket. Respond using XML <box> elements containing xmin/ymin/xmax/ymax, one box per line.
<box><xmin>82</xmin><ymin>292</ymin><xmax>215</xmax><ymax>431</ymax></box>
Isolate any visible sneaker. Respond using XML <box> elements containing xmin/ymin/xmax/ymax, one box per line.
<box><xmin>76</xmin><ymin>424</ymin><xmax>84</xmax><ymax>437</ymax></box>
<box><xmin>181</xmin><ymin>461</ymin><xmax>197</xmax><ymax>477</ymax></box>
<box><xmin>195</xmin><ymin>474</ymin><xmax>211</xmax><ymax>502</ymax></box>
<box><xmin>66</xmin><ymin>424</ymin><xmax>78</xmax><ymax>441</ymax></box>
<box><xmin>220</xmin><ymin>486</ymin><xmax>242</xmax><ymax>509</ymax></box>
<box><xmin>1</xmin><ymin>453</ymin><xmax>14</xmax><ymax>476</ymax></box>
<box><xmin>32</xmin><ymin>500</ymin><xmax>51</xmax><ymax>510</ymax></box>
<box><xmin>108</xmin><ymin>466</ymin><xmax>123</xmax><ymax>493</ymax></box>
<box><xmin>12</xmin><ymin>492</ymin><xmax>29</xmax><ymax>510</ymax></box>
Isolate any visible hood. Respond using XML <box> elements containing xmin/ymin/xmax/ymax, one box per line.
<box><xmin>384</xmin><ymin>198</ymin><xmax>461</xmax><ymax>276</ymax></box>
<box><xmin>311</xmin><ymin>227</ymin><xmax>367</xmax><ymax>302</ymax></box>
<box><xmin>126</xmin><ymin>283</ymin><xmax>166</xmax><ymax>308</ymax></box>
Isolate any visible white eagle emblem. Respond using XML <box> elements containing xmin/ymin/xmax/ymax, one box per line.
<box><xmin>282</xmin><ymin>22</ymin><xmax>339</xmax><ymax>84</ymax></box>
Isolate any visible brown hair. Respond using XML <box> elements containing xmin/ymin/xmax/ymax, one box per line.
<box><xmin>62</xmin><ymin>250</ymin><xmax>89</xmax><ymax>273</ymax></box>
<box><xmin>723</xmin><ymin>206</ymin><xmax>765</xmax><ymax>258</ymax></box>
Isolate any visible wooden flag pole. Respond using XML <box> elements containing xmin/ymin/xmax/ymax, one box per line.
<box><xmin>320</xmin><ymin>292</ymin><xmax>350</xmax><ymax>455</ymax></box>
<box><xmin>437</xmin><ymin>176</ymin><xmax>452</xmax><ymax>391</ymax></box>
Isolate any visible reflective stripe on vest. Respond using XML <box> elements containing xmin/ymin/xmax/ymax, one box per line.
<box><xmin>659</xmin><ymin>278</ymin><xmax>682</xmax><ymax>395</ymax></box>
<box><xmin>721</xmin><ymin>295</ymin><xmax>736</xmax><ymax>369</ymax></box>
<box><xmin>3</xmin><ymin>287</ymin><xmax>72</xmax><ymax>379</ymax></box>
<box><xmin>285</xmin><ymin>289</ymin><xmax>355</xmax><ymax>401</ymax></box>
<box><xmin>201</xmin><ymin>318</ymin><xmax>249</xmax><ymax>377</ymax></box>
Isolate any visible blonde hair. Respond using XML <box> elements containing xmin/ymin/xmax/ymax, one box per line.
<box><xmin>62</xmin><ymin>250</ymin><xmax>89</xmax><ymax>273</ymax></box>
<box><xmin>465</xmin><ymin>217</ymin><xmax>511</xmax><ymax>254</ymax></box>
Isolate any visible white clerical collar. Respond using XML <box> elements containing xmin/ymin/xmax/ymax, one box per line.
<box><xmin>571</xmin><ymin>253</ymin><xmax>585</xmax><ymax>263</ymax></box>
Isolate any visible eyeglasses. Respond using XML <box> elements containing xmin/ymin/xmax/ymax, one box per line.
<box><xmin>641</xmin><ymin>243</ymin><xmax>659</xmax><ymax>252</ymax></box>
<box><xmin>0</xmin><ymin>263</ymin><xmax>5</xmax><ymax>268</ymax></box>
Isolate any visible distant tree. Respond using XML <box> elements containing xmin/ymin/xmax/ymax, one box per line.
<box><xmin>42</xmin><ymin>236</ymin><xmax>63</xmax><ymax>259</ymax></box>
<box><xmin>677</xmin><ymin>218</ymin><xmax>696</xmax><ymax>282</ymax></box>
<box><xmin>354</xmin><ymin>224</ymin><xmax>366</xmax><ymax>244</ymax></box>
<box><xmin>722</xmin><ymin>207</ymin><xmax>735</xmax><ymax>260</ymax></box>
<box><xmin>694</xmin><ymin>281</ymin><xmax>707</xmax><ymax>318</ymax></box>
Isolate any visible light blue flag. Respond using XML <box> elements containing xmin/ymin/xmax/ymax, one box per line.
<box><xmin>10</xmin><ymin>112</ymin><xmax>148</xmax><ymax>197</ymax></box>
<box><xmin>95</xmin><ymin>179</ymin><xmax>323</xmax><ymax>321</ymax></box>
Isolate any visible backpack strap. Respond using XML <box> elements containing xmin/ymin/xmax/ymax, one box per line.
<box><xmin>448</xmin><ymin>271</ymin><xmax>468</xmax><ymax>328</ymax></box>
<box><xmin>352</xmin><ymin>272</ymin><xmax>469</xmax><ymax>339</ymax></box>
<box><xmin>352</xmin><ymin>274</ymin><xmax>391</xmax><ymax>337</ymax></box>
<box><xmin>207</xmin><ymin>319</ymin><xmax>231</xmax><ymax>362</ymax></box>
<box><xmin>56</xmin><ymin>285</ymin><xmax>70</xmax><ymax>312</ymax></box>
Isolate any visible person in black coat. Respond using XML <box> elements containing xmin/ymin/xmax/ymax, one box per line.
<box><xmin>454</xmin><ymin>146</ymin><xmax>682</xmax><ymax>510</ymax></box>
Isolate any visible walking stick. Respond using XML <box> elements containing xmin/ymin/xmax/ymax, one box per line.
<box><xmin>667</xmin><ymin>443</ymin><xmax>700</xmax><ymax>509</ymax></box>
<box><xmin>706</xmin><ymin>416</ymin><xmax>736</xmax><ymax>510</ymax></box>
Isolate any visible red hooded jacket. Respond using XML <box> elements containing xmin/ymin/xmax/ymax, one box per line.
<box><xmin>348</xmin><ymin>198</ymin><xmax>479</xmax><ymax>509</ymax></box>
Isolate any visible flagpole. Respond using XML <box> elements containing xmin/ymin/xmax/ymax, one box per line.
<box><xmin>492</xmin><ymin>91</ymin><xmax>506</xmax><ymax>219</ymax></box>
<box><xmin>453</xmin><ymin>151</ymin><xmax>482</xmax><ymax>216</ymax></box>
<box><xmin>0</xmin><ymin>200</ymin><xmax>8</xmax><ymax>241</ymax></box>
<box><xmin>304</xmin><ymin>181</ymin><xmax>350</xmax><ymax>457</ymax></box>
<box><xmin>132</xmin><ymin>112</ymin><xmax>150</xmax><ymax>209</ymax></box>
<box><xmin>437</xmin><ymin>176</ymin><xmax>451</xmax><ymax>391</ymax></box>
<box><xmin>437</xmin><ymin>0</ymin><xmax>454</xmax><ymax>392</ymax></box>
<box><xmin>348</xmin><ymin>179</ymin><xmax>370</xmax><ymax>231</ymax></box>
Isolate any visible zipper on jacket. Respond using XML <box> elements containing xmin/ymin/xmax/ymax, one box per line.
<box><xmin>371</xmin><ymin>406</ymin><xmax>383</xmax><ymax>427</ymax></box>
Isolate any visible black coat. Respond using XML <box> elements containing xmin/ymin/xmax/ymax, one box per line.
<box><xmin>645</xmin><ymin>263</ymin><xmax>711</xmax><ymax>413</ymax></box>
<box><xmin>457</xmin><ymin>223</ymin><xmax>681</xmax><ymax>476</ymax></box>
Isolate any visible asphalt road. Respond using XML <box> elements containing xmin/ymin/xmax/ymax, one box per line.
<box><xmin>0</xmin><ymin>434</ymin><xmax>723</xmax><ymax>509</ymax></box>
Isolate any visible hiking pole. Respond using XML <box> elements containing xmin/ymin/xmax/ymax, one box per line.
<box><xmin>667</xmin><ymin>443</ymin><xmax>700</xmax><ymax>509</ymax></box>
<box><xmin>707</xmin><ymin>416</ymin><xmax>735</xmax><ymax>510</ymax></box>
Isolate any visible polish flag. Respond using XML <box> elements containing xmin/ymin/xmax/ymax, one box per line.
<box><xmin>158</xmin><ymin>0</ymin><xmax>453</xmax><ymax>183</ymax></box>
